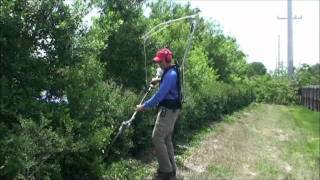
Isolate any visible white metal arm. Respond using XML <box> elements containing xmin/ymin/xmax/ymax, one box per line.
<box><xmin>142</xmin><ymin>14</ymin><xmax>197</xmax><ymax>41</ymax></box>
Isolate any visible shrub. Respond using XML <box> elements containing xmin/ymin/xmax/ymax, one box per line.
<box><xmin>175</xmin><ymin>80</ymin><xmax>253</xmax><ymax>141</ymax></box>
<box><xmin>248</xmin><ymin>75</ymin><xmax>298</xmax><ymax>105</ymax></box>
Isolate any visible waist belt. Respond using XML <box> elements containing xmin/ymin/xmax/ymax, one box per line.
<box><xmin>159</xmin><ymin>99</ymin><xmax>182</xmax><ymax>109</ymax></box>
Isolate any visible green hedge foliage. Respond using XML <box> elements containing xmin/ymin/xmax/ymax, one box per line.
<box><xmin>248</xmin><ymin>75</ymin><xmax>299</xmax><ymax>105</ymax></box>
<box><xmin>0</xmin><ymin>57</ymin><xmax>139</xmax><ymax>179</ymax></box>
<box><xmin>175</xmin><ymin>82</ymin><xmax>253</xmax><ymax>136</ymax></box>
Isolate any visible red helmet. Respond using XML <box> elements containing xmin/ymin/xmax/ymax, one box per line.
<box><xmin>153</xmin><ymin>48</ymin><xmax>173</xmax><ymax>63</ymax></box>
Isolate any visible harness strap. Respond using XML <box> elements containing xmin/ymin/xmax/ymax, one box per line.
<box><xmin>159</xmin><ymin>65</ymin><xmax>182</xmax><ymax>109</ymax></box>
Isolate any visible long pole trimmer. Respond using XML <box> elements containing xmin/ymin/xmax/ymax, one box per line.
<box><xmin>104</xmin><ymin>68</ymin><xmax>163</xmax><ymax>156</ymax></box>
<box><xmin>103</xmin><ymin>86</ymin><xmax>152</xmax><ymax>156</ymax></box>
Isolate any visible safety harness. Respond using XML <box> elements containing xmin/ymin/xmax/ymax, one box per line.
<box><xmin>158</xmin><ymin>65</ymin><xmax>182</xmax><ymax>109</ymax></box>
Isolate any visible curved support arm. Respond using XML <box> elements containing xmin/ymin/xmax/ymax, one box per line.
<box><xmin>142</xmin><ymin>14</ymin><xmax>198</xmax><ymax>41</ymax></box>
<box><xmin>181</xmin><ymin>18</ymin><xmax>198</xmax><ymax>102</ymax></box>
<box><xmin>142</xmin><ymin>14</ymin><xmax>198</xmax><ymax>86</ymax></box>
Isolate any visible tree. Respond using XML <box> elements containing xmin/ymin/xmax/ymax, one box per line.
<box><xmin>0</xmin><ymin>1</ymin><xmax>139</xmax><ymax>178</ymax></box>
<box><xmin>296</xmin><ymin>63</ymin><xmax>320</xmax><ymax>86</ymax></box>
<box><xmin>197</xmin><ymin>22</ymin><xmax>248</xmax><ymax>83</ymax></box>
<box><xmin>97</xmin><ymin>0</ymin><xmax>147</xmax><ymax>90</ymax></box>
<box><xmin>246</xmin><ymin>62</ymin><xmax>267</xmax><ymax>77</ymax></box>
<box><xmin>186</xmin><ymin>46</ymin><xmax>219</xmax><ymax>90</ymax></box>
<box><xmin>0</xmin><ymin>0</ymin><xmax>83</xmax><ymax>178</ymax></box>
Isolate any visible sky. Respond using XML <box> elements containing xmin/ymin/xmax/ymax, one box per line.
<box><xmin>78</xmin><ymin>0</ymin><xmax>319</xmax><ymax>71</ymax></box>
<box><xmin>177</xmin><ymin>0</ymin><xmax>319</xmax><ymax>71</ymax></box>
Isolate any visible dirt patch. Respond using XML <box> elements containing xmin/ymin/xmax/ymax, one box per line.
<box><xmin>179</xmin><ymin>104</ymin><xmax>307</xmax><ymax>179</ymax></box>
<box><xmin>182</xmin><ymin>112</ymin><xmax>261</xmax><ymax>179</ymax></box>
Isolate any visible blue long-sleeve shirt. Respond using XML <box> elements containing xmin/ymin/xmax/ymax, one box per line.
<box><xmin>143</xmin><ymin>68</ymin><xmax>179</xmax><ymax>109</ymax></box>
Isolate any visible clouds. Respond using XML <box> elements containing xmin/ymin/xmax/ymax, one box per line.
<box><xmin>185</xmin><ymin>0</ymin><xmax>319</xmax><ymax>71</ymax></box>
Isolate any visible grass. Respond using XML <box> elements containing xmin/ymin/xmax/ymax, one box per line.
<box><xmin>176</xmin><ymin>103</ymin><xmax>257</xmax><ymax>165</ymax></box>
<box><xmin>256</xmin><ymin>158</ymin><xmax>280</xmax><ymax>179</ymax></box>
<box><xmin>280</xmin><ymin>106</ymin><xmax>320</xmax><ymax>179</ymax></box>
<box><xmin>108</xmin><ymin>104</ymin><xmax>319</xmax><ymax>180</ymax></box>
<box><xmin>181</xmin><ymin>104</ymin><xmax>319</xmax><ymax>179</ymax></box>
<box><xmin>206</xmin><ymin>164</ymin><xmax>234</xmax><ymax>178</ymax></box>
<box><xmin>103</xmin><ymin>158</ymin><xmax>152</xmax><ymax>179</ymax></box>
<box><xmin>290</xmin><ymin>105</ymin><xmax>320</xmax><ymax>136</ymax></box>
<box><xmin>175</xmin><ymin>124</ymin><xmax>218</xmax><ymax>167</ymax></box>
<box><xmin>254</xmin><ymin>105</ymin><xmax>319</xmax><ymax>179</ymax></box>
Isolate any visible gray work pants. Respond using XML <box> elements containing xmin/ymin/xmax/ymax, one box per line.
<box><xmin>152</xmin><ymin>107</ymin><xmax>180</xmax><ymax>173</ymax></box>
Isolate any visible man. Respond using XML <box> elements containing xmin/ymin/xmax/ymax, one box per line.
<box><xmin>136</xmin><ymin>48</ymin><xmax>181</xmax><ymax>180</ymax></box>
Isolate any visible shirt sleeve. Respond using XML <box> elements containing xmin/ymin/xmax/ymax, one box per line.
<box><xmin>143</xmin><ymin>70</ymin><xmax>177</xmax><ymax>109</ymax></box>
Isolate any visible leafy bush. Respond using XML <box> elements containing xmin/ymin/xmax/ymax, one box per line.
<box><xmin>174</xmin><ymin>51</ymin><xmax>254</xmax><ymax>140</ymax></box>
<box><xmin>248</xmin><ymin>75</ymin><xmax>298</xmax><ymax>105</ymax></box>
<box><xmin>103</xmin><ymin>159</ymin><xmax>151</xmax><ymax>179</ymax></box>
<box><xmin>0</xmin><ymin>54</ymin><xmax>141</xmax><ymax>179</ymax></box>
<box><xmin>295</xmin><ymin>64</ymin><xmax>320</xmax><ymax>86</ymax></box>
<box><xmin>186</xmin><ymin>46</ymin><xmax>219</xmax><ymax>90</ymax></box>
<box><xmin>0</xmin><ymin>115</ymin><xmax>65</xmax><ymax>179</ymax></box>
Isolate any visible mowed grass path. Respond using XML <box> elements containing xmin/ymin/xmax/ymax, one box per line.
<box><xmin>178</xmin><ymin>104</ymin><xmax>319</xmax><ymax>180</ymax></box>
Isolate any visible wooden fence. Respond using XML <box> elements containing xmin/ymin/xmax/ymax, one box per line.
<box><xmin>300</xmin><ymin>85</ymin><xmax>320</xmax><ymax>111</ymax></box>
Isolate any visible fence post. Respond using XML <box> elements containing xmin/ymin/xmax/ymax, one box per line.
<box><xmin>303</xmin><ymin>88</ymin><xmax>306</xmax><ymax>107</ymax></box>
<box><xmin>316</xmin><ymin>86</ymin><xmax>319</xmax><ymax>111</ymax></box>
<box><xmin>313</xmin><ymin>86</ymin><xmax>316</xmax><ymax>111</ymax></box>
<box><xmin>301</xmin><ymin>85</ymin><xmax>320</xmax><ymax>112</ymax></box>
<box><xmin>309</xmin><ymin>87</ymin><xmax>312</xmax><ymax>110</ymax></box>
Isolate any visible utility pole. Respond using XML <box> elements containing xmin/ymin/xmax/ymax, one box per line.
<box><xmin>276</xmin><ymin>35</ymin><xmax>281</xmax><ymax>75</ymax></box>
<box><xmin>277</xmin><ymin>0</ymin><xmax>302</xmax><ymax>78</ymax></box>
